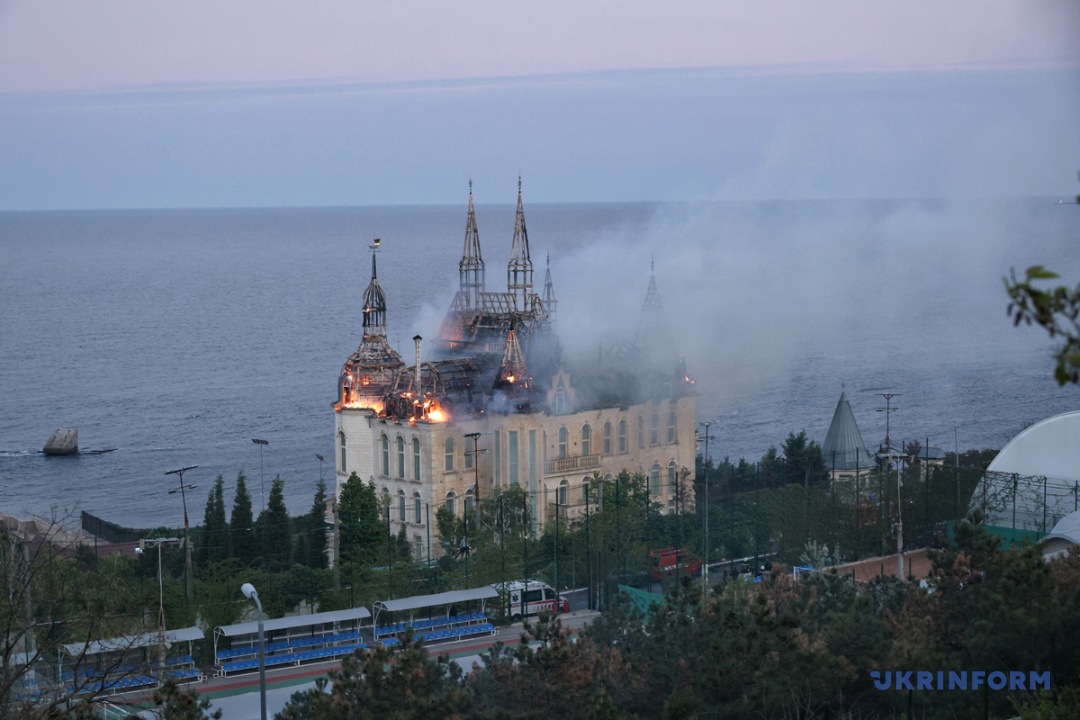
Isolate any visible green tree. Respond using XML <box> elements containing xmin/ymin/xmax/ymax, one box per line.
<box><xmin>230</xmin><ymin>472</ymin><xmax>256</xmax><ymax>564</ymax></box>
<box><xmin>307</xmin><ymin>479</ymin><xmax>329</xmax><ymax>569</ymax></box>
<box><xmin>198</xmin><ymin>476</ymin><xmax>229</xmax><ymax>566</ymax></box>
<box><xmin>1005</xmin><ymin>264</ymin><xmax>1080</xmax><ymax>384</ymax></box>
<box><xmin>337</xmin><ymin>473</ymin><xmax>382</xmax><ymax>567</ymax></box>
<box><xmin>138</xmin><ymin>677</ymin><xmax>222</xmax><ymax>719</ymax></box>
<box><xmin>262</xmin><ymin>475</ymin><xmax>291</xmax><ymax>572</ymax></box>
<box><xmin>782</xmin><ymin>431</ymin><xmax>828</xmax><ymax>486</ymax></box>
<box><xmin>277</xmin><ymin>635</ymin><xmax>467</xmax><ymax>720</ymax></box>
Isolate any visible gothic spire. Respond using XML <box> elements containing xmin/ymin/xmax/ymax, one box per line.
<box><xmin>459</xmin><ymin>179</ymin><xmax>485</xmax><ymax>308</ymax></box>
<box><xmin>361</xmin><ymin>239</ymin><xmax>387</xmax><ymax>338</ymax></box>
<box><xmin>507</xmin><ymin>176</ymin><xmax>533</xmax><ymax>312</ymax></box>
<box><xmin>542</xmin><ymin>253</ymin><xmax>557</xmax><ymax>323</ymax></box>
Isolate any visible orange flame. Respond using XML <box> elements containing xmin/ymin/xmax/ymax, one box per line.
<box><xmin>506</xmin><ymin>375</ymin><xmax>515</xmax><ymax>383</ymax></box>
<box><xmin>342</xmin><ymin>399</ymin><xmax>385</xmax><ymax>413</ymax></box>
<box><xmin>427</xmin><ymin>408</ymin><xmax>446</xmax><ymax>422</ymax></box>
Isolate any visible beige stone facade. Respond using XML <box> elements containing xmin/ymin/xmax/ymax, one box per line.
<box><xmin>335</xmin><ymin>386</ymin><xmax>696</xmax><ymax>559</ymax></box>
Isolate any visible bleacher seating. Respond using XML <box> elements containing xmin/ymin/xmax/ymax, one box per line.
<box><xmin>219</xmin><ymin>642</ymin><xmax>367</xmax><ymax>675</ymax></box>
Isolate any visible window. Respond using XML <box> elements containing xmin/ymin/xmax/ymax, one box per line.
<box><xmin>523</xmin><ymin>589</ymin><xmax>543</xmax><ymax>604</ymax></box>
<box><xmin>650</xmin><ymin>413</ymin><xmax>659</xmax><ymax>445</ymax></box>
<box><xmin>603</xmin><ymin>422</ymin><xmax>612</xmax><ymax>455</ymax></box>
<box><xmin>414</xmin><ymin>493</ymin><xmax>423</xmax><ymax>524</ymax></box>
<box><xmin>445</xmin><ymin>491</ymin><xmax>456</xmax><ymax>517</ymax></box>
<box><xmin>413</xmin><ymin>438</ymin><xmax>421</xmax><ymax>480</ymax></box>
<box><xmin>380</xmin><ymin>434</ymin><xmax>389</xmax><ymax>476</ymax></box>
<box><xmin>667</xmin><ymin>412</ymin><xmax>677</xmax><ymax>444</ymax></box>
<box><xmin>444</xmin><ymin>438</ymin><xmax>454</xmax><ymax>472</ymax></box>
<box><xmin>509</xmin><ymin>431</ymin><xmax>519</xmax><ymax>484</ymax></box>
<box><xmin>396</xmin><ymin>436</ymin><xmax>405</xmax><ymax>478</ymax></box>
<box><xmin>398</xmin><ymin>490</ymin><xmax>406</xmax><ymax>522</ymax></box>
<box><xmin>668</xmin><ymin>461</ymin><xmax>677</xmax><ymax>494</ymax></box>
<box><xmin>339</xmin><ymin>432</ymin><xmax>347</xmax><ymax>473</ymax></box>
<box><xmin>558</xmin><ymin>427</ymin><xmax>568</xmax><ymax>459</ymax></box>
<box><xmin>554</xmin><ymin>385</ymin><xmax>566</xmax><ymax>414</ymax></box>
<box><xmin>618</xmin><ymin>420</ymin><xmax>627</xmax><ymax>453</ymax></box>
<box><xmin>558</xmin><ymin>479</ymin><xmax>568</xmax><ymax>505</ymax></box>
<box><xmin>650</xmin><ymin>463</ymin><xmax>661</xmax><ymax>495</ymax></box>
<box><xmin>581</xmin><ymin>424</ymin><xmax>591</xmax><ymax>456</ymax></box>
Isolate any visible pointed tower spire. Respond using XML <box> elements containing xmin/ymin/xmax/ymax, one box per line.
<box><xmin>459</xmin><ymin>179</ymin><xmax>485</xmax><ymax>308</ymax></box>
<box><xmin>542</xmin><ymin>253</ymin><xmax>557</xmax><ymax>324</ymax></box>
<box><xmin>362</xmin><ymin>238</ymin><xmax>387</xmax><ymax>339</ymax></box>
<box><xmin>635</xmin><ymin>259</ymin><xmax>666</xmax><ymax>348</ymax></box>
<box><xmin>507</xmin><ymin>176</ymin><xmax>533</xmax><ymax>312</ymax></box>
<box><xmin>821</xmin><ymin>388</ymin><xmax>874</xmax><ymax>473</ymax></box>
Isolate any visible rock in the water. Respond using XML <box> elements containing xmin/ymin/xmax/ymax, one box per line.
<box><xmin>43</xmin><ymin>429</ymin><xmax>78</xmax><ymax>455</ymax></box>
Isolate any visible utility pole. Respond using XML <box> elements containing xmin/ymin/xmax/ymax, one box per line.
<box><xmin>876</xmin><ymin>393</ymin><xmax>901</xmax><ymax>579</ymax></box>
<box><xmin>252</xmin><ymin>438</ymin><xmax>269</xmax><ymax>512</ymax></box>
<box><xmin>465</xmin><ymin>432</ymin><xmax>488</xmax><ymax>526</ymax></box>
<box><xmin>332</xmin><ymin>495</ymin><xmax>340</xmax><ymax>591</ymax></box>
<box><xmin>698</xmin><ymin>421</ymin><xmax>713</xmax><ymax>601</ymax></box>
<box><xmin>165</xmin><ymin>466</ymin><xmax>198</xmax><ymax>601</ymax></box>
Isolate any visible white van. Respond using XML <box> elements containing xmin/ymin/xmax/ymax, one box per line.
<box><xmin>492</xmin><ymin>580</ymin><xmax>570</xmax><ymax>622</ymax></box>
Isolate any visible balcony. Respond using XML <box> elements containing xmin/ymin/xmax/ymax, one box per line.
<box><xmin>544</xmin><ymin>454</ymin><xmax>601</xmax><ymax>475</ymax></box>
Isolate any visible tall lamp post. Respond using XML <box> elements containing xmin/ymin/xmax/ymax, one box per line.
<box><xmin>464</xmin><ymin>432</ymin><xmax>487</xmax><ymax>526</ymax></box>
<box><xmin>241</xmin><ymin>583</ymin><xmax>267</xmax><ymax>720</ymax></box>
<box><xmin>252</xmin><ymin>439</ymin><xmax>269</xmax><ymax>511</ymax></box>
<box><xmin>136</xmin><ymin>537</ymin><xmax>180</xmax><ymax>678</ymax></box>
<box><xmin>165</xmin><ymin>465</ymin><xmax>198</xmax><ymax>601</ymax></box>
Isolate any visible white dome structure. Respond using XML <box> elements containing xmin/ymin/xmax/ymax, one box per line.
<box><xmin>1043</xmin><ymin>510</ymin><xmax>1080</xmax><ymax>558</ymax></box>
<box><xmin>972</xmin><ymin>411</ymin><xmax>1080</xmax><ymax>536</ymax></box>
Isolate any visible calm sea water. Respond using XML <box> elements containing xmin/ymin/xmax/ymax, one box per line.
<box><xmin>1</xmin><ymin>199</ymin><xmax>1077</xmax><ymax>526</ymax></box>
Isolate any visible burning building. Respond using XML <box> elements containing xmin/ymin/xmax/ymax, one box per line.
<box><xmin>333</xmin><ymin>181</ymin><xmax>696</xmax><ymax>560</ymax></box>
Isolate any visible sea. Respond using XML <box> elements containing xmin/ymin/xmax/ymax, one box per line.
<box><xmin>1</xmin><ymin>198</ymin><xmax>1078</xmax><ymax>527</ymax></box>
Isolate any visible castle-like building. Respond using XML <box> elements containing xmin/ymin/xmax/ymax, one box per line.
<box><xmin>333</xmin><ymin>182</ymin><xmax>696</xmax><ymax>559</ymax></box>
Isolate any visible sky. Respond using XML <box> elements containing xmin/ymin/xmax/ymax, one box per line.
<box><xmin>0</xmin><ymin>0</ymin><xmax>1078</xmax><ymax>209</ymax></box>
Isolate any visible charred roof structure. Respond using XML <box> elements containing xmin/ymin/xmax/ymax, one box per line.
<box><xmin>332</xmin><ymin>181</ymin><xmax>698</xmax><ymax>559</ymax></box>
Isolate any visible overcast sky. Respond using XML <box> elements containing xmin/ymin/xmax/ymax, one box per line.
<box><xmin>1</xmin><ymin>1</ymin><xmax>1078</xmax><ymax>209</ymax></box>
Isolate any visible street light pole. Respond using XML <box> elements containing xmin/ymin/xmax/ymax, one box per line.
<box><xmin>241</xmin><ymin>583</ymin><xmax>267</xmax><ymax>720</ymax></box>
<box><xmin>252</xmin><ymin>439</ymin><xmax>269</xmax><ymax>512</ymax></box>
<box><xmin>464</xmin><ymin>432</ymin><xmax>487</xmax><ymax>527</ymax></box>
<box><xmin>165</xmin><ymin>465</ymin><xmax>198</xmax><ymax>601</ymax></box>
<box><xmin>137</xmin><ymin>537</ymin><xmax>180</xmax><ymax>680</ymax></box>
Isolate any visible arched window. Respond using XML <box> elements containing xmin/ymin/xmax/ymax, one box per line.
<box><xmin>650</xmin><ymin>463</ymin><xmax>661</xmax><ymax>495</ymax></box>
<box><xmin>339</xmin><ymin>431</ymin><xmax>347</xmax><ymax>473</ymax></box>
<box><xmin>558</xmin><ymin>479</ymin><xmax>568</xmax><ymax>505</ymax></box>
<box><xmin>414</xmin><ymin>492</ymin><xmax>422</xmax><ymax>524</ymax></box>
<box><xmin>445</xmin><ymin>491</ymin><xmax>456</xmax><ymax>517</ymax></box>
<box><xmin>380</xmin><ymin>434</ymin><xmax>389</xmax><ymax>476</ymax></box>
<box><xmin>396</xmin><ymin>436</ymin><xmax>405</xmax><ymax>478</ymax></box>
<box><xmin>667</xmin><ymin>411</ymin><xmax>677</xmax><ymax>443</ymax></box>
<box><xmin>444</xmin><ymin>438</ymin><xmax>455</xmax><ymax>472</ymax></box>
<box><xmin>555</xmin><ymin>385</ymin><xmax>567</xmax><ymax>414</ymax></box>
<box><xmin>581</xmin><ymin>424</ymin><xmax>591</xmax><ymax>456</ymax></box>
<box><xmin>464</xmin><ymin>488</ymin><xmax>474</xmax><ymax>517</ymax></box>
<box><xmin>582</xmin><ymin>476</ymin><xmax>590</xmax><ymax>503</ymax></box>
<box><xmin>668</xmin><ymin>461</ymin><xmax>677</xmax><ymax>494</ymax></box>
<box><xmin>603</xmin><ymin>422</ymin><xmax>612</xmax><ymax>455</ymax></box>
<box><xmin>398</xmin><ymin>490</ymin><xmax>406</xmax><ymax>522</ymax></box>
<box><xmin>618</xmin><ymin>420</ymin><xmax>627</xmax><ymax>453</ymax></box>
<box><xmin>413</xmin><ymin>437</ymin><xmax>421</xmax><ymax>480</ymax></box>
<box><xmin>650</xmin><ymin>413</ymin><xmax>659</xmax><ymax>446</ymax></box>
<box><xmin>558</xmin><ymin>427</ymin><xmax>568</xmax><ymax>459</ymax></box>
